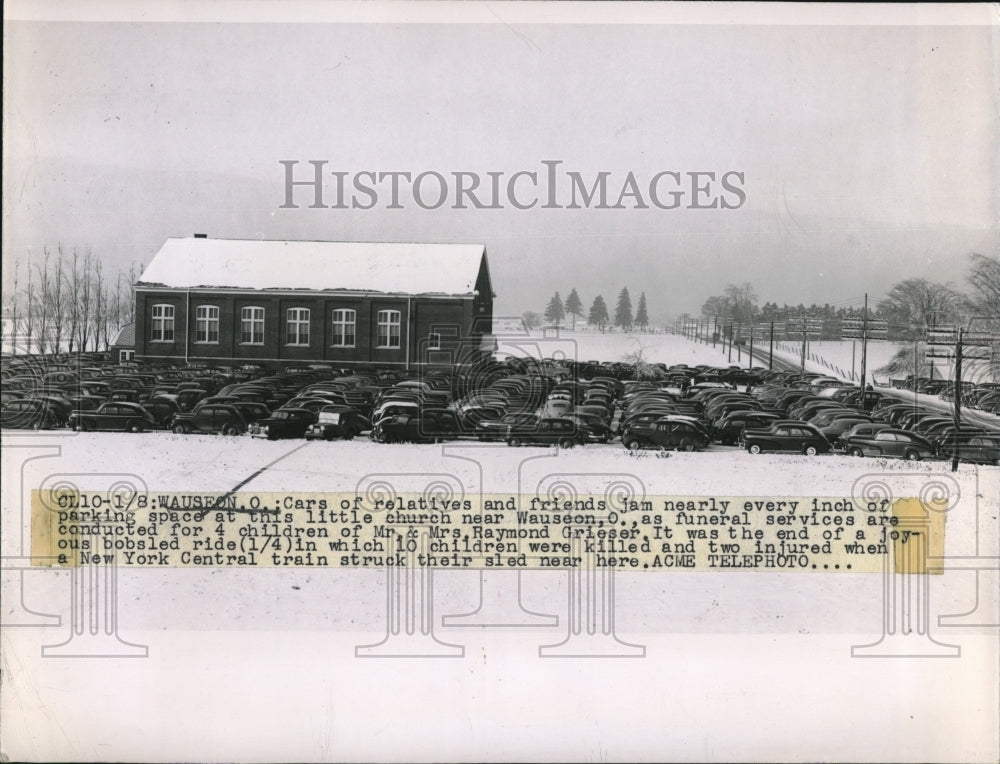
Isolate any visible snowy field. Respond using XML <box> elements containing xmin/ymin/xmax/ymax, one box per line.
<box><xmin>496</xmin><ymin>327</ymin><xmax>743</xmax><ymax>367</ymax></box>
<box><xmin>770</xmin><ymin>339</ymin><xmax>904</xmax><ymax>382</ymax></box>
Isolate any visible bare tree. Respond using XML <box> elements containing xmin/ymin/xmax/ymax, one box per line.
<box><xmin>123</xmin><ymin>261</ymin><xmax>138</xmax><ymax>324</ymax></box>
<box><xmin>25</xmin><ymin>257</ymin><xmax>34</xmax><ymax>353</ymax></box>
<box><xmin>4</xmin><ymin>260</ymin><xmax>21</xmax><ymax>354</ymax></box>
<box><xmin>723</xmin><ymin>282</ymin><xmax>758</xmax><ymax>324</ymax></box>
<box><xmin>965</xmin><ymin>253</ymin><xmax>1000</xmax><ymax>329</ymax></box>
<box><xmin>34</xmin><ymin>247</ymin><xmax>53</xmax><ymax>353</ymax></box>
<box><xmin>92</xmin><ymin>257</ymin><xmax>109</xmax><ymax>350</ymax></box>
<box><xmin>521</xmin><ymin>310</ymin><xmax>542</xmax><ymax>330</ymax></box>
<box><xmin>879</xmin><ymin>278</ymin><xmax>960</xmax><ymax>337</ymax></box>
<box><xmin>78</xmin><ymin>249</ymin><xmax>94</xmax><ymax>352</ymax></box>
<box><xmin>50</xmin><ymin>245</ymin><xmax>66</xmax><ymax>352</ymax></box>
<box><xmin>66</xmin><ymin>247</ymin><xmax>82</xmax><ymax>352</ymax></box>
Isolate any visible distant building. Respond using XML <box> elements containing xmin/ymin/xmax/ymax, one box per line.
<box><xmin>134</xmin><ymin>237</ymin><xmax>495</xmax><ymax>370</ymax></box>
<box><xmin>108</xmin><ymin>323</ymin><xmax>135</xmax><ymax>364</ymax></box>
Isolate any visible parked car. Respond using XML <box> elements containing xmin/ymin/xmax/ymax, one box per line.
<box><xmin>69</xmin><ymin>402</ymin><xmax>157</xmax><ymax>433</ymax></box>
<box><xmin>230</xmin><ymin>401</ymin><xmax>274</xmax><ymax>425</ymax></box>
<box><xmin>563</xmin><ymin>413</ymin><xmax>614</xmax><ymax>443</ymax></box>
<box><xmin>171</xmin><ymin>404</ymin><xmax>248</xmax><ymax>435</ymax></box>
<box><xmin>937</xmin><ymin>433</ymin><xmax>1000</xmax><ymax>465</ymax></box>
<box><xmin>817</xmin><ymin>416</ymin><xmax>876</xmax><ymax>447</ymax></box>
<box><xmin>506</xmin><ymin>417</ymin><xmax>587</xmax><ymax>448</ymax></box>
<box><xmin>475</xmin><ymin>412</ymin><xmax>541</xmax><ymax>442</ymax></box>
<box><xmin>839</xmin><ymin>421</ymin><xmax>894</xmax><ymax>444</ymax></box>
<box><xmin>712</xmin><ymin>411</ymin><xmax>783</xmax><ymax>445</ymax></box>
<box><xmin>742</xmin><ymin>422</ymin><xmax>831</xmax><ymax>455</ymax></box>
<box><xmin>305</xmin><ymin>406</ymin><xmax>369</xmax><ymax>441</ymax></box>
<box><xmin>841</xmin><ymin>428</ymin><xmax>936</xmax><ymax>461</ymax></box>
<box><xmin>621</xmin><ymin>420</ymin><xmax>711</xmax><ymax>452</ymax></box>
<box><xmin>249</xmin><ymin>408</ymin><xmax>317</xmax><ymax>440</ymax></box>
<box><xmin>0</xmin><ymin>398</ymin><xmax>63</xmax><ymax>430</ymax></box>
<box><xmin>371</xmin><ymin>408</ymin><xmax>466</xmax><ymax>444</ymax></box>
<box><xmin>143</xmin><ymin>397</ymin><xmax>180</xmax><ymax>428</ymax></box>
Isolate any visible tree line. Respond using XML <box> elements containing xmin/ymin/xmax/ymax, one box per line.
<box><xmin>697</xmin><ymin>254</ymin><xmax>1000</xmax><ymax>340</ymax></box>
<box><xmin>2</xmin><ymin>246</ymin><xmax>140</xmax><ymax>355</ymax></box>
<box><xmin>524</xmin><ymin>288</ymin><xmax>651</xmax><ymax>332</ymax></box>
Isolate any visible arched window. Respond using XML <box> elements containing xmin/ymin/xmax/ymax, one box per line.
<box><xmin>151</xmin><ymin>304</ymin><xmax>175</xmax><ymax>342</ymax></box>
<box><xmin>376</xmin><ymin>310</ymin><xmax>401</xmax><ymax>348</ymax></box>
<box><xmin>331</xmin><ymin>309</ymin><xmax>356</xmax><ymax>347</ymax></box>
<box><xmin>241</xmin><ymin>306</ymin><xmax>265</xmax><ymax>345</ymax></box>
<box><xmin>286</xmin><ymin>308</ymin><xmax>310</xmax><ymax>345</ymax></box>
<box><xmin>195</xmin><ymin>305</ymin><xmax>219</xmax><ymax>343</ymax></box>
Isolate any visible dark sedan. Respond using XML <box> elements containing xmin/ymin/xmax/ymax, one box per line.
<box><xmin>937</xmin><ymin>433</ymin><xmax>1000</xmax><ymax>465</ymax></box>
<box><xmin>249</xmin><ymin>408</ymin><xmax>317</xmax><ymax>440</ymax></box>
<box><xmin>69</xmin><ymin>402</ymin><xmax>157</xmax><ymax>433</ymax></box>
<box><xmin>842</xmin><ymin>429</ymin><xmax>936</xmax><ymax>461</ymax></box>
<box><xmin>712</xmin><ymin>412</ymin><xmax>783</xmax><ymax>445</ymax></box>
<box><xmin>1</xmin><ymin>399</ymin><xmax>64</xmax><ymax>430</ymax></box>
<box><xmin>172</xmin><ymin>404</ymin><xmax>248</xmax><ymax>436</ymax></box>
<box><xmin>621</xmin><ymin>420</ymin><xmax>711</xmax><ymax>452</ymax></box>
<box><xmin>475</xmin><ymin>412</ymin><xmax>540</xmax><ymax>442</ymax></box>
<box><xmin>371</xmin><ymin>408</ymin><xmax>465</xmax><ymax>444</ymax></box>
<box><xmin>305</xmin><ymin>406</ymin><xmax>369</xmax><ymax>441</ymax></box>
<box><xmin>742</xmin><ymin>422</ymin><xmax>831</xmax><ymax>455</ymax></box>
<box><xmin>506</xmin><ymin>417</ymin><xmax>587</xmax><ymax>448</ymax></box>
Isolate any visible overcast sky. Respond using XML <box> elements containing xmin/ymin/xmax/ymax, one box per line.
<box><xmin>3</xmin><ymin>3</ymin><xmax>997</xmax><ymax>322</ymax></box>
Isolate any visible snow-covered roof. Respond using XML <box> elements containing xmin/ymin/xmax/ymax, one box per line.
<box><xmin>111</xmin><ymin>323</ymin><xmax>135</xmax><ymax>347</ymax></box>
<box><xmin>137</xmin><ymin>238</ymin><xmax>487</xmax><ymax>295</ymax></box>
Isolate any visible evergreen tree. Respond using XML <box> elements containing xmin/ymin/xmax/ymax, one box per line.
<box><xmin>588</xmin><ymin>295</ymin><xmax>609</xmax><ymax>331</ymax></box>
<box><xmin>614</xmin><ymin>287</ymin><xmax>633</xmax><ymax>330</ymax></box>
<box><xmin>635</xmin><ymin>292</ymin><xmax>649</xmax><ymax>329</ymax></box>
<box><xmin>564</xmin><ymin>288</ymin><xmax>583</xmax><ymax>330</ymax></box>
<box><xmin>544</xmin><ymin>292</ymin><xmax>565</xmax><ymax>327</ymax></box>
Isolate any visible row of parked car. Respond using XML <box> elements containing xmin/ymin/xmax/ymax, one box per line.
<box><xmin>730</xmin><ymin>372</ymin><xmax>1000</xmax><ymax>464</ymax></box>
<box><xmin>890</xmin><ymin>375</ymin><xmax>1000</xmax><ymax>415</ymax></box>
<box><xmin>2</xmin><ymin>356</ymin><xmax>998</xmax><ymax>465</ymax></box>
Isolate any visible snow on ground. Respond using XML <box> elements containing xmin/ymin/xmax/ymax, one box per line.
<box><xmin>769</xmin><ymin>340</ymin><xmax>904</xmax><ymax>382</ymax></box>
<box><xmin>496</xmin><ymin>328</ymin><xmax>738</xmax><ymax>367</ymax></box>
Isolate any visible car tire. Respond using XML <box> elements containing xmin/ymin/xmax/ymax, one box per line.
<box><xmin>804</xmin><ymin>445</ymin><xmax>818</xmax><ymax>456</ymax></box>
<box><xmin>173</xmin><ymin>423</ymin><xmax>188</xmax><ymax>435</ymax></box>
<box><xmin>558</xmin><ymin>438</ymin><xmax>574</xmax><ymax>449</ymax></box>
<box><xmin>624</xmin><ymin>438</ymin><xmax>642</xmax><ymax>451</ymax></box>
<box><xmin>223</xmin><ymin>425</ymin><xmax>239</xmax><ymax>436</ymax></box>
<box><xmin>850</xmin><ymin>447</ymin><xmax>864</xmax><ymax>457</ymax></box>
<box><xmin>904</xmin><ymin>450</ymin><xmax>920</xmax><ymax>461</ymax></box>
<box><xmin>679</xmin><ymin>439</ymin><xmax>695</xmax><ymax>452</ymax></box>
<box><xmin>748</xmin><ymin>444</ymin><xmax>762</xmax><ymax>455</ymax></box>
<box><xmin>507</xmin><ymin>436</ymin><xmax>522</xmax><ymax>447</ymax></box>
<box><xmin>129</xmin><ymin>421</ymin><xmax>144</xmax><ymax>434</ymax></box>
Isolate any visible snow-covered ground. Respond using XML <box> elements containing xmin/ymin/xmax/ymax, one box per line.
<box><xmin>496</xmin><ymin>328</ymin><xmax>740</xmax><ymax>367</ymax></box>
<box><xmin>769</xmin><ymin>340</ymin><xmax>904</xmax><ymax>382</ymax></box>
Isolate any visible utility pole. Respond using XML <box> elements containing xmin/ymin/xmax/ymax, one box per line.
<box><xmin>951</xmin><ymin>328</ymin><xmax>963</xmax><ymax>473</ymax></box>
<box><xmin>727</xmin><ymin>322</ymin><xmax>733</xmax><ymax>363</ymax></box>
<box><xmin>800</xmin><ymin>318</ymin><xmax>807</xmax><ymax>372</ymax></box>
<box><xmin>736</xmin><ymin>323</ymin><xmax>742</xmax><ymax>363</ymax></box>
<box><xmin>748</xmin><ymin>325</ymin><xmax>755</xmax><ymax>370</ymax></box>
<box><xmin>713</xmin><ymin>315</ymin><xmax>718</xmax><ymax>348</ymax></box>
<box><xmin>768</xmin><ymin>321</ymin><xmax>774</xmax><ymax>370</ymax></box>
<box><xmin>859</xmin><ymin>293</ymin><xmax>868</xmax><ymax>395</ymax></box>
